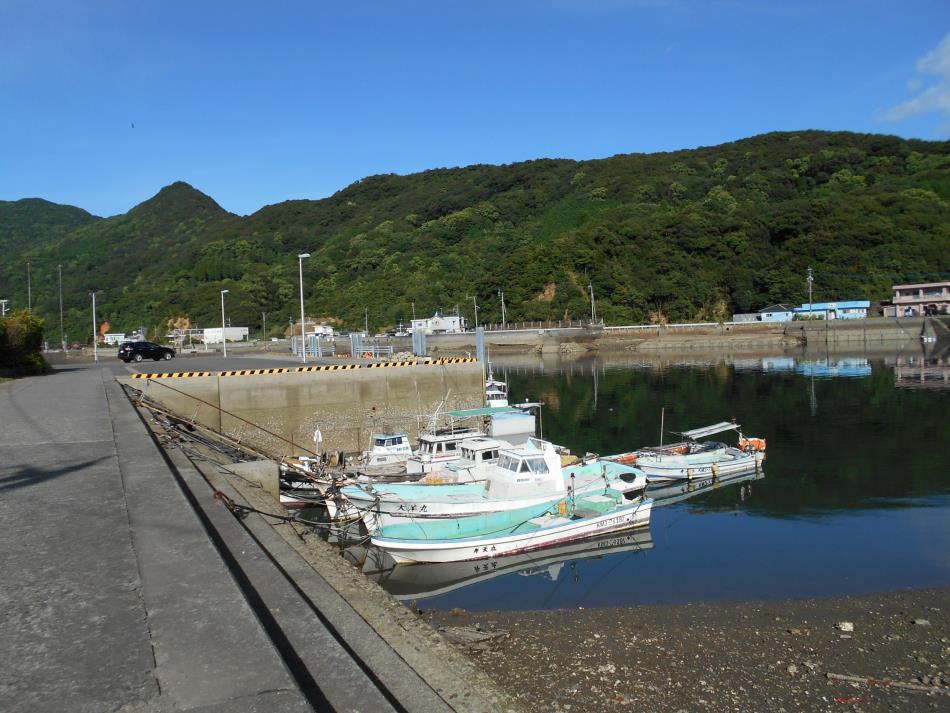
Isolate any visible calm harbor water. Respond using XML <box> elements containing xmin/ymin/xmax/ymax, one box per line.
<box><xmin>359</xmin><ymin>346</ymin><xmax>950</xmax><ymax>611</ymax></box>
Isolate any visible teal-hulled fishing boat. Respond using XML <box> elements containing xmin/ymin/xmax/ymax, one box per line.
<box><xmin>342</xmin><ymin>439</ymin><xmax>647</xmax><ymax>538</ymax></box>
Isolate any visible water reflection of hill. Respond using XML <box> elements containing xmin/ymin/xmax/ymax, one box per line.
<box><xmin>489</xmin><ymin>349</ymin><xmax>950</xmax><ymax>520</ymax></box>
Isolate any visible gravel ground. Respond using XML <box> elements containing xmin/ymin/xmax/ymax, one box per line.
<box><xmin>424</xmin><ymin>588</ymin><xmax>950</xmax><ymax>713</ymax></box>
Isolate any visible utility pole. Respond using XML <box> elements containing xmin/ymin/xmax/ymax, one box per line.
<box><xmin>90</xmin><ymin>290</ymin><xmax>102</xmax><ymax>362</ymax></box>
<box><xmin>27</xmin><ymin>262</ymin><xmax>32</xmax><ymax>312</ymax></box>
<box><xmin>498</xmin><ymin>290</ymin><xmax>506</xmax><ymax>328</ymax></box>
<box><xmin>807</xmin><ymin>267</ymin><xmax>814</xmax><ymax>318</ymax></box>
<box><xmin>364</xmin><ymin>307</ymin><xmax>369</xmax><ymax>335</ymax></box>
<box><xmin>297</xmin><ymin>252</ymin><xmax>310</xmax><ymax>363</ymax></box>
<box><xmin>220</xmin><ymin>289</ymin><xmax>229</xmax><ymax>358</ymax></box>
<box><xmin>58</xmin><ymin>264</ymin><xmax>65</xmax><ymax>351</ymax></box>
<box><xmin>262</xmin><ymin>312</ymin><xmax>267</xmax><ymax>342</ymax></box>
<box><xmin>0</xmin><ymin>299</ymin><xmax>8</xmax><ymax>316</ymax></box>
<box><xmin>411</xmin><ymin>302</ymin><xmax>416</xmax><ymax>320</ymax></box>
<box><xmin>470</xmin><ymin>295</ymin><xmax>478</xmax><ymax>329</ymax></box>
<box><xmin>588</xmin><ymin>283</ymin><xmax>597</xmax><ymax>324</ymax></box>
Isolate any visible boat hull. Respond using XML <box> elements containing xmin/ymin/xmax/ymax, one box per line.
<box><xmin>372</xmin><ymin>499</ymin><xmax>653</xmax><ymax>564</ymax></box>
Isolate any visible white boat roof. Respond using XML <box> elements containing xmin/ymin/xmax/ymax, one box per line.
<box><xmin>676</xmin><ymin>421</ymin><xmax>740</xmax><ymax>440</ymax></box>
<box><xmin>458</xmin><ymin>437</ymin><xmax>506</xmax><ymax>451</ymax></box>
<box><xmin>419</xmin><ymin>428</ymin><xmax>482</xmax><ymax>443</ymax></box>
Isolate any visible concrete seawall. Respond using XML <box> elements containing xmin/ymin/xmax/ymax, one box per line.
<box><xmin>784</xmin><ymin>316</ymin><xmax>941</xmax><ymax>345</ymax></box>
<box><xmin>119</xmin><ymin>361</ymin><xmax>484</xmax><ymax>456</ymax></box>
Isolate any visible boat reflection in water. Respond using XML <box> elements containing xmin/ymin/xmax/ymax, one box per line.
<box><xmin>360</xmin><ymin>528</ymin><xmax>654</xmax><ymax>601</ymax></box>
<box><xmin>645</xmin><ymin>469</ymin><xmax>764</xmax><ymax>507</ymax></box>
<box><xmin>337</xmin><ymin>467</ymin><xmax>764</xmax><ymax>603</ymax></box>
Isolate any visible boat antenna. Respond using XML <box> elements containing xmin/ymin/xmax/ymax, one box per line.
<box><xmin>659</xmin><ymin>406</ymin><xmax>665</xmax><ymax>446</ymax></box>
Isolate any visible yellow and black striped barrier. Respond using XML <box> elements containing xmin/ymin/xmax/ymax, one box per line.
<box><xmin>129</xmin><ymin>357</ymin><xmax>477</xmax><ymax>379</ymax></box>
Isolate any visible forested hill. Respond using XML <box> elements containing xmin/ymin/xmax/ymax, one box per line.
<box><xmin>2</xmin><ymin>130</ymin><xmax>949</xmax><ymax>344</ymax></box>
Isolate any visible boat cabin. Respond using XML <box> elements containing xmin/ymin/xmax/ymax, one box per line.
<box><xmin>484</xmin><ymin>441</ymin><xmax>565</xmax><ymax>498</ymax></box>
<box><xmin>363</xmin><ymin>432</ymin><xmax>413</xmax><ymax>465</ymax></box>
<box><xmin>457</xmin><ymin>437</ymin><xmax>504</xmax><ymax>466</ymax></box>
<box><xmin>406</xmin><ymin>427</ymin><xmax>484</xmax><ymax>474</ymax></box>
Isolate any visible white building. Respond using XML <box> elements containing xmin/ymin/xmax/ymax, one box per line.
<box><xmin>410</xmin><ymin>311</ymin><xmax>466</xmax><ymax>334</ymax></box>
<box><xmin>203</xmin><ymin>327</ymin><xmax>249</xmax><ymax>344</ymax></box>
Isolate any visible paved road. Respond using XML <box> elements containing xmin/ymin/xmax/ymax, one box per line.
<box><xmin>0</xmin><ymin>364</ymin><xmax>311</xmax><ymax>712</ymax></box>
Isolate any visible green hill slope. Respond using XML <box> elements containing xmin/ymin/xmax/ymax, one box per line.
<box><xmin>2</xmin><ymin>130</ymin><xmax>949</xmax><ymax>344</ymax></box>
<box><xmin>0</xmin><ymin>198</ymin><xmax>99</xmax><ymax>253</ymax></box>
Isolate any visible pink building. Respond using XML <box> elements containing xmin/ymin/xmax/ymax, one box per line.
<box><xmin>887</xmin><ymin>282</ymin><xmax>950</xmax><ymax>317</ymax></box>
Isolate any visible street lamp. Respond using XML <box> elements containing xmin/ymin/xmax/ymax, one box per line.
<box><xmin>364</xmin><ymin>307</ymin><xmax>369</xmax><ymax>336</ymax></box>
<box><xmin>470</xmin><ymin>295</ymin><xmax>478</xmax><ymax>330</ymax></box>
<box><xmin>90</xmin><ymin>290</ymin><xmax>102</xmax><ymax>362</ymax></box>
<box><xmin>58</xmin><ymin>264</ymin><xmax>65</xmax><ymax>351</ymax></box>
<box><xmin>588</xmin><ymin>283</ymin><xmax>597</xmax><ymax>324</ymax></box>
<box><xmin>297</xmin><ymin>253</ymin><xmax>310</xmax><ymax>363</ymax></box>
<box><xmin>27</xmin><ymin>262</ymin><xmax>32</xmax><ymax>312</ymax></box>
<box><xmin>498</xmin><ymin>290</ymin><xmax>506</xmax><ymax>329</ymax></box>
<box><xmin>220</xmin><ymin>289</ymin><xmax>229</xmax><ymax>358</ymax></box>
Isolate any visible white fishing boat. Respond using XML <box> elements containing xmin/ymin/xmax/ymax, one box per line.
<box><xmin>607</xmin><ymin>421</ymin><xmax>766</xmax><ymax>482</ymax></box>
<box><xmin>405</xmin><ymin>426</ymin><xmax>485</xmax><ymax>474</ymax></box>
<box><xmin>361</xmin><ymin>431</ymin><xmax>413</xmax><ymax>466</ymax></box>
<box><xmin>343</xmin><ymin>439</ymin><xmax>647</xmax><ymax>538</ymax></box>
<box><xmin>371</xmin><ymin>494</ymin><xmax>653</xmax><ymax>565</ymax></box>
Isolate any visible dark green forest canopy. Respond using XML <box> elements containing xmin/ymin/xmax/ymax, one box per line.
<box><xmin>1</xmin><ymin>131</ymin><xmax>948</xmax><ymax>343</ymax></box>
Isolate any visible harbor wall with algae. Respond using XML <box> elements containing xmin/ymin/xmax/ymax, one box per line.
<box><xmin>118</xmin><ymin>360</ymin><xmax>484</xmax><ymax>456</ymax></box>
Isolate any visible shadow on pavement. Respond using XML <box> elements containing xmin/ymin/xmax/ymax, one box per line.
<box><xmin>0</xmin><ymin>456</ymin><xmax>111</xmax><ymax>493</ymax></box>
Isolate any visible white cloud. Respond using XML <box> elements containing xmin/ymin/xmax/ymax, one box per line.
<box><xmin>884</xmin><ymin>32</ymin><xmax>950</xmax><ymax>123</ymax></box>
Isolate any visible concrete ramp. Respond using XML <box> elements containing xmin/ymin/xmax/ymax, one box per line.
<box><xmin>118</xmin><ymin>360</ymin><xmax>484</xmax><ymax>456</ymax></box>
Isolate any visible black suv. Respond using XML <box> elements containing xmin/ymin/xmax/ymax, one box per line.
<box><xmin>118</xmin><ymin>341</ymin><xmax>175</xmax><ymax>363</ymax></box>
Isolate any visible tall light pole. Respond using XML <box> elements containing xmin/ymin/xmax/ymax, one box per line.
<box><xmin>58</xmin><ymin>264</ymin><xmax>65</xmax><ymax>351</ymax></box>
<box><xmin>27</xmin><ymin>262</ymin><xmax>32</xmax><ymax>312</ymax></box>
<box><xmin>90</xmin><ymin>290</ymin><xmax>102</xmax><ymax>362</ymax></box>
<box><xmin>498</xmin><ymin>290</ymin><xmax>506</xmax><ymax>328</ymax></box>
<box><xmin>806</xmin><ymin>266</ymin><xmax>814</xmax><ymax>319</ymax></box>
<box><xmin>297</xmin><ymin>253</ymin><xmax>310</xmax><ymax>363</ymax></box>
<box><xmin>470</xmin><ymin>295</ymin><xmax>478</xmax><ymax>329</ymax></box>
<box><xmin>364</xmin><ymin>307</ymin><xmax>369</xmax><ymax>335</ymax></box>
<box><xmin>220</xmin><ymin>289</ymin><xmax>229</xmax><ymax>358</ymax></box>
<box><xmin>262</xmin><ymin>311</ymin><xmax>267</xmax><ymax>342</ymax></box>
<box><xmin>588</xmin><ymin>283</ymin><xmax>597</xmax><ymax>324</ymax></box>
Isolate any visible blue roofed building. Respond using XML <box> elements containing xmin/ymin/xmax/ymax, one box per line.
<box><xmin>793</xmin><ymin>300</ymin><xmax>870</xmax><ymax>320</ymax></box>
<box><xmin>758</xmin><ymin>304</ymin><xmax>795</xmax><ymax>322</ymax></box>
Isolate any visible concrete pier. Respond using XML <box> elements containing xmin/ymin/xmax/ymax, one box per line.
<box><xmin>120</xmin><ymin>359</ymin><xmax>484</xmax><ymax>456</ymax></box>
<box><xmin>0</xmin><ymin>362</ymin><xmax>520</xmax><ymax>713</ymax></box>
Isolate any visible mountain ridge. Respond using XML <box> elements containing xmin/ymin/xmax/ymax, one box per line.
<box><xmin>1</xmin><ymin>130</ymin><xmax>948</xmax><ymax>343</ymax></box>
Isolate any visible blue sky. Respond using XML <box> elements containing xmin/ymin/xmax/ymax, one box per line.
<box><xmin>2</xmin><ymin>0</ymin><xmax>948</xmax><ymax>217</ymax></box>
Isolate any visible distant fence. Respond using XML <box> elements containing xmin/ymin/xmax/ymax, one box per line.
<box><xmin>481</xmin><ymin>319</ymin><xmax>598</xmax><ymax>332</ymax></box>
<box><xmin>603</xmin><ymin>321</ymin><xmax>757</xmax><ymax>334</ymax></box>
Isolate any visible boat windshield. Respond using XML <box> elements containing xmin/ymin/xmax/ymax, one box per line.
<box><xmin>524</xmin><ymin>457</ymin><xmax>548</xmax><ymax>474</ymax></box>
<box><xmin>497</xmin><ymin>454</ymin><xmax>520</xmax><ymax>472</ymax></box>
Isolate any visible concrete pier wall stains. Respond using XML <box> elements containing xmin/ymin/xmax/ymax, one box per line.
<box><xmin>121</xmin><ymin>362</ymin><xmax>484</xmax><ymax>457</ymax></box>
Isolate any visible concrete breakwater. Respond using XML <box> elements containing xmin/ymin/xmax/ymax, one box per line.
<box><xmin>118</xmin><ymin>360</ymin><xmax>484</xmax><ymax>456</ymax></box>
<box><xmin>421</xmin><ymin>317</ymin><xmax>942</xmax><ymax>355</ymax></box>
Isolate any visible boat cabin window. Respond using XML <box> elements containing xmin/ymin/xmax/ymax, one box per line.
<box><xmin>497</xmin><ymin>454</ymin><xmax>519</xmax><ymax>472</ymax></box>
<box><xmin>374</xmin><ymin>437</ymin><xmax>387</xmax><ymax>447</ymax></box>
<box><xmin>444</xmin><ymin>442</ymin><xmax>457</xmax><ymax>452</ymax></box>
<box><xmin>524</xmin><ymin>457</ymin><xmax>548</xmax><ymax>474</ymax></box>
<box><xmin>484</xmin><ymin>449</ymin><xmax>498</xmax><ymax>462</ymax></box>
